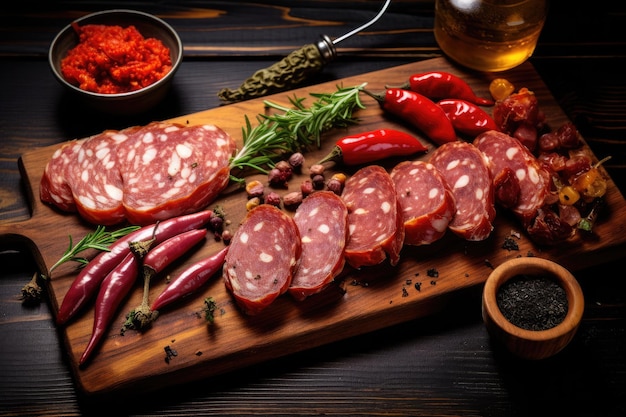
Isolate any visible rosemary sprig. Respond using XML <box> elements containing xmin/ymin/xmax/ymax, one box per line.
<box><xmin>46</xmin><ymin>225</ymin><xmax>140</xmax><ymax>277</ymax></box>
<box><xmin>228</xmin><ymin>83</ymin><xmax>366</xmax><ymax>182</ymax></box>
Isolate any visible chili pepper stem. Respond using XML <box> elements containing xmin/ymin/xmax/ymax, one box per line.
<box><xmin>316</xmin><ymin>146</ymin><xmax>343</xmax><ymax>165</ymax></box>
<box><xmin>384</xmin><ymin>82</ymin><xmax>410</xmax><ymax>90</ymax></box>
<box><xmin>361</xmin><ymin>89</ymin><xmax>385</xmax><ymax>103</ymax></box>
<box><xmin>122</xmin><ymin>267</ymin><xmax>159</xmax><ymax>333</ymax></box>
<box><xmin>19</xmin><ymin>272</ymin><xmax>43</xmax><ymax>305</ymax></box>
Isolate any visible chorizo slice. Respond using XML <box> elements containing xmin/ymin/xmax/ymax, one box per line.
<box><xmin>117</xmin><ymin>122</ymin><xmax>237</xmax><ymax>225</ymax></box>
<box><xmin>290</xmin><ymin>191</ymin><xmax>348</xmax><ymax>301</ymax></box>
<box><xmin>40</xmin><ymin>139</ymin><xmax>85</xmax><ymax>213</ymax></box>
<box><xmin>474</xmin><ymin>130</ymin><xmax>551</xmax><ymax>227</ymax></box>
<box><xmin>223</xmin><ymin>205</ymin><xmax>301</xmax><ymax>315</ymax></box>
<box><xmin>341</xmin><ymin>165</ymin><xmax>404</xmax><ymax>268</ymax></box>
<box><xmin>67</xmin><ymin>130</ymin><xmax>131</xmax><ymax>225</ymax></box>
<box><xmin>429</xmin><ymin>141</ymin><xmax>496</xmax><ymax>241</ymax></box>
<box><xmin>390</xmin><ymin>160</ymin><xmax>456</xmax><ymax>245</ymax></box>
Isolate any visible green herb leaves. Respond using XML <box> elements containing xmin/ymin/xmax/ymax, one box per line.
<box><xmin>228</xmin><ymin>84</ymin><xmax>366</xmax><ymax>182</ymax></box>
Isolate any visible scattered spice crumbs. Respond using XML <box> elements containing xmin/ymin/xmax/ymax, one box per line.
<box><xmin>164</xmin><ymin>345</ymin><xmax>178</xmax><ymax>364</ymax></box>
<box><xmin>426</xmin><ymin>268</ymin><xmax>439</xmax><ymax>278</ymax></box>
<box><xmin>502</xmin><ymin>235</ymin><xmax>520</xmax><ymax>251</ymax></box>
<box><xmin>414</xmin><ymin>282</ymin><xmax>422</xmax><ymax>291</ymax></box>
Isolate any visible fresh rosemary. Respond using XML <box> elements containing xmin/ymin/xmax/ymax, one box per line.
<box><xmin>46</xmin><ymin>225</ymin><xmax>140</xmax><ymax>277</ymax></box>
<box><xmin>228</xmin><ymin>83</ymin><xmax>367</xmax><ymax>181</ymax></box>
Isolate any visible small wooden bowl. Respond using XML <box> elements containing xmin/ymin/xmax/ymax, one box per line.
<box><xmin>482</xmin><ymin>257</ymin><xmax>584</xmax><ymax>360</ymax></box>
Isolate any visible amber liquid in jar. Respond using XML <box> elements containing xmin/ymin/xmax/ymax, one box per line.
<box><xmin>434</xmin><ymin>0</ymin><xmax>547</xmax><ymax>72</ymax></box>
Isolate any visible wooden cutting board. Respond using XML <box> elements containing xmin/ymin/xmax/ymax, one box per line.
<box><xmin>2</xmin><ymin>57</ymin><xmax>626</xmax><ymax>397</ymax></box>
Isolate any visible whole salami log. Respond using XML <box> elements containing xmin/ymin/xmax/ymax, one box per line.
<box><xmin>289</xmin><ymin>191</ymin><xmax>348</xmax><ymax>301</ymax></box>
<box><xmin>40</xmin><ymin>139</ymin><xmax>85</xmax><ymax>213</ymax></box>
<box><xmin>223</xmin><ymin>205</ymin><xmax>301</xmax><ymax>315</ymax></box>
<box><xmin>390</xmin><ymin>160</ymin><xmax>456</xmax><ymax>245</ymax></box>
<box><xmin>429</xmin><ymin>141</ymin><xmax>496</xmax><ymax>241</ymax></box>
<box><xmin>341</xmin><ymin>165</ymin><xmax>404</xmax><ymax>268</ymax></box>
<box><xmin>474</xmin><ymin>130</ymin><xmax>551</xmax><ymax>227</ymax></box>
<box><xmin>117</xmin><ymin>122</ymin><xmax>237</xmax><ymax>225</ymax></box>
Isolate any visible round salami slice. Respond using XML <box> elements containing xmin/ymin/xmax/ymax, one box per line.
<box><xmin>289</xmin><ymin>191</ymin><xmax>348</xmax><ymax>301</ymax></box>
<box><xmin>474</xmin><ymin>130</ymin><xmax>551</xmax><ymax>226</ymax></box>
<box><xmin>429</xmin><ymin>141</ymin><xmax>496</xmax><ymax>241</ymax></box>
<box><xmin>223</xmin><ymin>204</ymin><xmax>301</xmax><ymax>315</ymax></box>
<box><xmin>341</xmin><ymin>165</ymin><xmax>404</xmax><ymax>268</ymax></box>
<box><xmin>117</xmin><ymin>122</ymin><xmax>237</xmax><ymax>225</ymax></box>
<box><xmin>390</xmin><ymin>160</ymin><xmax>456</xmax><ymax>245</ymax></box>
<box><xmin>67</xmin><ymin>130</ymin><xmax>130</xmax><ymax>225</ymax></box>
<box><xmin>40</xmin><ymin>139</ymin><xmax>85</xmax><ymax>213</ymax></box>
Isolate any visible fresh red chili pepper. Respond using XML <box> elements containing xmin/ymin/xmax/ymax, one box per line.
<box><xmin>143</xmin><ymin>229</ymin><xmax>208</xmax><ymax>280</ymax></box>
<box><xmin>79</xmin><ymin>252</ymin><xmax>139</xmax><ymax>366</ymax></box>
<box><xmin>317</xmin><ymin>128</ymin><xmax>428</xmax><ymax>165</ymax></box>
<box><xmin>56</xmin><ymin>210</ymin><xmax>213</xmax><ymax>325</ymax></box>
<box><xmin>392</xmin><ymin>71</ymin><xmax>494</xmax><ymax>106</ymax></box>
<box><xmin>151</xmin><ymin>246</ymin><xmax>229</xmax><ymax>312</ymax></box>
<box><xmin>366</xmin><ymin>88</ymin><xmax>458</xmax><ymax>146</ymax></box>
<box><xmin>437</xmin><ymin>98</ymin><xmax>498</xmax><ymax>137</ymax></box>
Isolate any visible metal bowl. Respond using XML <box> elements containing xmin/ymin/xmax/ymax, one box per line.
<box><xmin>48</xmin><ymin>9</ymin><xmax>183</xmax><ymax>115</ymax></box>
<box><xmin>482</xmin><ymin>257</ymin><xmax>584</xmax><ymax>360</ymax></box>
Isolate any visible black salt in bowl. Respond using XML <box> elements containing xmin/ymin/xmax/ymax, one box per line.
<box><xmin>482</xmin><ymin>257</ymin><xmax>584</xmax><ymax>360</ymax></box>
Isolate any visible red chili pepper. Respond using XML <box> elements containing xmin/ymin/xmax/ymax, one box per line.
<box><xmin>437</xmin><ymin>99</ymin><xmax>498</xmax><ymax>137</ymax></box>
<box><xmin>79</xmin><ymin>252</ymin><xmax>139</xmax><ymax>366</ymax></box>
<box><xmin>366</xmin><ymin>88</ymin><xmax>458</xmax><ymax>146</ymax></box>
<box><xmin>56</xmin><ymin>210</ymin><xmax>213</xmax><ymax>325</ymax></box>
<box><xmin>317</xmin><ymin>128</ymin><xmax>428</xmax><ymax>165</ymax></box>
<box><xmin>142</xmin><ymin>229</ymin><xmax>208</xmax><ymax>280</ymax></box>
<box><xmin>151</xmin><ymin>246</ymin><xmax>229</xmax><ymax>312</ymax></box>
<box><xmin>393</xmin><ymin>71</ymin><xmax>494</xmax><ymax>106</ymax></box>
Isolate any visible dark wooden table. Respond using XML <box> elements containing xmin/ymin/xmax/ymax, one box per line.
<box><xmin>1</xmin><ymin>1</ymin><xmax>625</xmax><ymax>416</ymax></box>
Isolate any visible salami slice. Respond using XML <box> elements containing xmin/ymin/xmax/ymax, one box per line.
<box><xmin>474</xmin><ymin>130</ymin><xmax>551</xmax><ymax>226</ymax></box>
<box><xmin>390</xmin><ymin>160</ymin><xmax>456</xmax><ymax>245</ymax></box>
<box><xmin>289</xmin><ymin>191</ymin><xmax>348</xmax><ymax>301</ymax></box>
<box><xmin>341</xmin><ymin>165</ymin><xmax>404</xmax><ymax>268</ymax></box>
<box><xmin>67</xmin><ymin>130</ymin><xmax>131</xmax><ymax>225</ymax></box>
<box><xmin>223</xmin><ymin>205</ymin><xmax>301</xmax><ymax>315</ymax></box>
<box><xmin>429</xmin><ymin>141</ymin><xmax>496</xmax><ymax>241</ymax></box>
<box><xmin>40</xmin><ymin>139</ymin><xmax>85</xmax><ymax>212</ymax></box>
<box><xmin>117</xmin><ymin>122</ymin><xmax>237</xmax><ymax>225</ymax></box>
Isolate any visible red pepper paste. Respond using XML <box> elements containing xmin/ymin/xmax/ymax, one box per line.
<box><xmin>61</xmin><ymin>23</ymin><xmax>172</xmax><ymax>94</ymax></box>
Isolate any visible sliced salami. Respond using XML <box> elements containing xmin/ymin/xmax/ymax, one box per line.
<box><xmin>67</xmin><ymin>129</ymin><xmax>131</xmax><ymax>225</ymax></box>
<box><xmin>223</xmin><ymin>205</ymin><xmax>301</xmax><ymax>315</ymax></box>
<box><xmin>117</xmin><ymin>122</ymin><xmax>236</xmax><ymax>225</ymax></box>
<box><xmin>341</xmin><ymin>165</ymin><xmax>404</xmax><ymax>268</ymax></box>
<box><xmin>289</xmin><ymin>191</ymin><xmax>348</xmax><ymax>301</ymax></box>
<box><xmin>474</xmin><ymin>130</ymin><xmax>551</xmax><ymax>226</ymax></box>
<box><xmin>390</xmin><ymin>160</ymin><xmax>456</xmax><ymax>245</ymax></box>
<box><xmin>40</xmin><ymin>139</ymin><xmax>85</xmax><ymax>212</ymax></box>
<box><xmin>429</xmin><ymin>141</ymin><xmax>496</xmax><ymax>241</ymax></box>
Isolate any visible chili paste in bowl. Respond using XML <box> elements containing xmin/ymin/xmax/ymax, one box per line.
<box><xmin>49</xmin><ymin>9</ymin><xmax>182</xmax><ymax>115</ymax></box>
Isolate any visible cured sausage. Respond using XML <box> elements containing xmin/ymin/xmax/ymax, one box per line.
<box><xmin>289</xmin><ymin>191</ymin><xmax>348</xmax><ymax>301</ymax></box>
<box><xmin>474</xmin><ymin>130</ymin><xmax>551</xmax><ymax>226</ymax></box>
<box><xmin>390</xmin><ymin>160</ymin><xmax>456</xmax><ymax>245</ymax></box>
<box><xmin>117</xmin><ymin>122</ymin><xmax>236</xmax><ymax>225</ymax></box>
<box><xmin>341</xmin><ymin>165</ymin><xmax>404</xmax><ymax>268</ymax></box>
<box><xmin>223</xmin><ymin>205</ymin><xmax>301</xmax><ymax>315</ymax></box>
<box><xmin>40</xmin><ymin>122</ymin><xmax>237</xmax><ymax>225</ymax></box>
<box><xmin>429</xmin><ymin>141</ymin><xmax>496</xmax><ymax>241</ymax></box>
<box><xmin>40</xmin><ymin>139</ymin><xmax>85</xmax><ymax>212</ymax></box>
<box><xmin>68</xmin><ymin>130</ymin><xmax>131</xmax><ymax>225</ymax></box>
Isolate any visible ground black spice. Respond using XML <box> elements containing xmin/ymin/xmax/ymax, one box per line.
<box><xmin>496</xmin><ymin>274</ymin><xmax>568</xmax><ymax>331</ymax></box>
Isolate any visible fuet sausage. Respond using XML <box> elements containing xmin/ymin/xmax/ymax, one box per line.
<box><xmin>390</xmin><ymin>160</ymin><xmax>456</xmax><ymax>245</ymax></box>
<box><xmin>289</xmin><ymin>191</ymin><xmax>349</xmax><ymax>301</ymax></box>
<box><xmin>341</xmin><ymin>165</ymin><xmax>404</xmax><ymax>268</ymax></box>
<box><xmin>429</xmin><ymin>141</ymin><xmax>496</xmax><ymax>241</ymax></box>
<box><xmin>223</xmin><ymin>205</ymin><xmax>301</xmax><ymax>315</ymax></box>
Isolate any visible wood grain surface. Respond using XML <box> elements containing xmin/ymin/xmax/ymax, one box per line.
<box><xmin>2</xmin><ymin>57</ymin><xmax>625</xmax><ymax>397</ymax></box>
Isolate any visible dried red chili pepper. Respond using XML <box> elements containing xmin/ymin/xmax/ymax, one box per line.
<box><xmin>437</xmin><ymin>99</ymin><xmax>498</xmax><ymax>137</ymax></box>
<box><xmin>317</xmin><ymin>128</ymin><xmax>428</xmax><ymax>165</ymax></box>
<box><xmin>365</xmin><ymin>88</ymin><xmax>458</xmax><ymax>146</ymax></box>
<box><xmin>56</xmin><ymin>210</ymin><xmax>213</xmax><ymax>325</ymax></box>
<box><xmin>79</xmin><ymin>252</ymin><xmax>139</xmax><ymax>366</ymax></box>
<box><xmin>391</xmin><ymin>71</ymin><xmax>494</xmax><ymax>106</ymax></box>
<box><xmin>151</xmin><ymin>246</ymin><xmax>229</xmax><ymax>312</ymax></box>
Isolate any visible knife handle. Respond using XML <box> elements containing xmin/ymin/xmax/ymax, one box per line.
<box><xmin>218</xmin><ymin>35</ymin><xmax>336</xmax><ymax>102</ymax></box>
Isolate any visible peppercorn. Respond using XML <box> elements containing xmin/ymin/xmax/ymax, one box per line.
<box><xmin>283</xmin><ymin>191</ymin><xmax>303</xmax><ymax>209</ymax></box>
<box><xmin>265</xmin><ymin>191</ymin><xmax>282</xmax><ymax>207</ymax></box>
